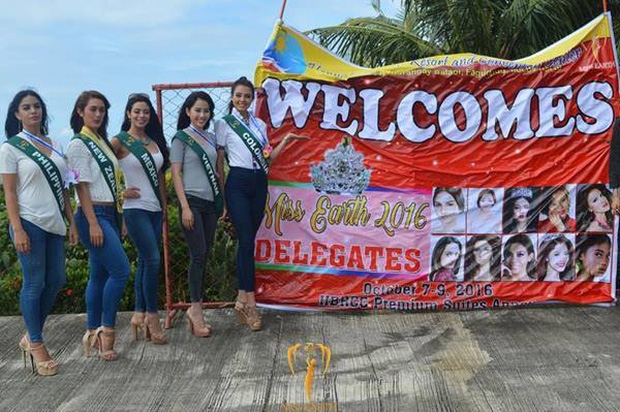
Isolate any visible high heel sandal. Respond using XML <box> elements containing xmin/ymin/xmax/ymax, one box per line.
<box><xmin>245</xmin><ymin>305</ymin><xmax>262</xmax><ymax>332</ymax></box>
<box><xmin>20</xmin><ymin>341</ymin><xmax>58</xmax><ymax>376</ymax></box>
<box><xmin>82</xmin><ymin>330</ymin><xmax>97</xmax><ymax>357</ymax></box>
<box><xmin>186</xmin><ymin>310</ymin><xmax>211</xmax><ymax>338</ymax></box>
<box><xmin>144</xmin><ymin>314</ymin><xmax>167</xmax><ymax>345</ymax></box>
<box><xmin>234</xmin><ymin>301</ymin><xmax>248</xmax><ymax>325</ymax></box>
<box><xmin>131</xmin><ymin>312</ymin><xmax>146</xmax><ymax>341</ymax></box>
<box><xmin>93</xmin><ymin>326</ymin><xmax>117</xmax><ymax>361</ymax></box>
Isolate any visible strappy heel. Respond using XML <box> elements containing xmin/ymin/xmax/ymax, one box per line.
<box><xmin>234</xmin><ymin>301</ymin><xmax>248</xmax><ymax>325</ymax></box>
<box><xmin>20</xmin><ymin>339</ymin><xmax>58</xmax><ymax>376</ymax></box>
<box><xmin>144</xmin><ymin>314</ymin><xmax>167</xmax><ymax>345</ymax></box>
<box><xmin>245</xmin><ymin>305</ymin><xmax>262</xmax><ymax>332</ymax></box>
<box><xmin>131</xmin><ymin>312</ymin><xmax>146</xmax><ymax>341</ymax></box>
<box><xmin>186</xmin><ymin>310</ymin><xmax>211</xmax><ymax>338</ymax></box>
<box><xmin>93</xmin><ymin>326</ymin><xmax>117</xmax><ymax>361</ymax></box>
<box><xmin>82</xmin><ymin>330</ymin><xmax>97</xmax><ymax>357</ymax></box>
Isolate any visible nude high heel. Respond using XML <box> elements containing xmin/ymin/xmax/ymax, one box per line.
<box><xmin>186</xmin><ymin>309</ymin><xmax>211</xmax><ymax>338</ymax></box>
<box><xmin>131</xmin><ymin>312</ymin><xmax>146</xmax><ymax>341</ymax></box>
<box><xmin>93</xmin><ymin>326</ymin><xmax>117</xmax><ymax>361</ymax></box>
<box><xmin>144</xmin><ymin>314</ymin><xmax>167</xmax><ymax>345</ymax></box>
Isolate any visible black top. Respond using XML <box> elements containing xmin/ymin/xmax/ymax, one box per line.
<box><xmin>609</xmin><ymin>118</ymin><xmax>620</xmax><ymax>189</ymax></box>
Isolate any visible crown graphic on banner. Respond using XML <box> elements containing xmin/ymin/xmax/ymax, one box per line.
<box><xmin>509</xmin><ymin>187</ymin><xmax>533</xmax><ymax>199</ymax></box>
<box><xmin>310</xmin><ymin>135</ymin><xmax>371</xmax><ymax>195</ymax></box>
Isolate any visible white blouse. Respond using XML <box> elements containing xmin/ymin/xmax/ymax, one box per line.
<box><xmin>215</xmin><ymin>108</ymin><xmax>270</xmax><ymax>170</ymax></box>
<box><xmin>67</xmin><ymin>138</ymin><xmax>117</xmax><ymax>204</ymax></box>
<box><xmin>0</xmin><ymin>133</ymin><xmax>67</xmax><ymax>235</ymax></box>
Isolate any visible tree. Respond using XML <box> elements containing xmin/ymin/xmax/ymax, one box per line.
<box><xmin>308</xmin><ymin>0</ymin><xmax>620</xmax><ymax>67</ymax></box>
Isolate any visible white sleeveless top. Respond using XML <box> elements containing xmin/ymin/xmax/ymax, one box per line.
<box><xmin>119</xmin><ymin>150</ymin><xmax>164</xmax><ymax>212</ymax></box>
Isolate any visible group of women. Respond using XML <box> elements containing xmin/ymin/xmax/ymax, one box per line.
<box><xmin>0</xmin><ymin>76</ymin><xmax>304</xmax><ymax>376</ymax></box>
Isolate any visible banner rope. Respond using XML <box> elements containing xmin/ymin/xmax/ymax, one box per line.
<box><xmin>279</xmin><ymin>0</ymin><xmax>288</xmax><ymax>21</ymax></box>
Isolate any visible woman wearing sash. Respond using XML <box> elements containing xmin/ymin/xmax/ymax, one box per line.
<box><xmin>111</xmin><ymin>94</ymin><xmax>169</xmax><ymax>344</ymax></box>
<box><xmin>0</xmin><ymin>90</ymin><xmax>78</xmax><ymax>375</ymax></box>
<box><xmin>67</xmin><ymin>91</ymin><xmax>130</xmax><ymax>360</ymax></box>
<box><xmin>171</xmin><ymin>91</ymin><xmax>222</xmax><ymax>337</ymax></box>
<box><xmin>215</xmin><ymin>77</ymin><xmax>305</xmax><ymax>331</ymax></box>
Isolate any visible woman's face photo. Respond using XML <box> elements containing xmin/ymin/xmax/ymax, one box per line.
<box><xmin>186</xmin><ymin>98</ymin><xmax>212</xmax><ymax>130</ymax></box>
<box><xmin>547</xmin><ymin>242</ymin><xmax>570</xmax><ymax>273</ymax></box>
<box><xmin>434</xmin><ymin>191</ymin><xmax>460</xmax><ymax>222</ymax></box>
<box><xmin>513</xmin><ymin>197</ymin><xmax>531</xmax><ymax>223</ymax></box>
<box><xmin>128</xmin><ymin>101</ymin><xmax>150</xmax><ymax>129</ymax></box>
<box><xmin>549</xmin><ymin>190</ymin><xmax>570</xmax><ymax>218</ymax></box>
<box><xmin>440</xmin><ymin>243</ymin><xmax>461</xmax><ymax>269</ymax></box>
<box><xmin>15</xmin><ymin>95</ymin><xmax>42</xmax><ymax>130</ymax></box>
<box><xmin>508</xmin><ymin>243</ymin><xmax>532</xmax><ymax>276</ymax></box>
<box><xmin>473</xmin><ymin>240</ymin><xmax>492</xmax><ymax>265</ymax></box>
<box><xmin>478</xmin><ymin>194</ymin><xmax>495</xmax><ymax>212</ymax></box>
<box><xmin>581</xmin><ymin>242</ymin><xmax>610</xmax><ymax>276</ymax></box>
<box><xmin>232</xmin><ymin>85</ymin><xmax>253</xmax><ymax>113</ymax></box>
<box><xmin>587</xmin><ymin>189</ymin><xmax>610</xmax><ymax>214</ymax></box>
<box><xmin>80</xmin><ymin>98</ymin><xmax>106</xmax><ymax>130</ymax></box>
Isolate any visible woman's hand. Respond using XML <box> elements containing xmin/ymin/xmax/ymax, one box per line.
<box><xmin>123</xmin><ymin>187</ymin><xmax>141</xmax><ymax>199</ymax></box>
<box><xmin>284</xmin><ymin>133</ymin><xmax>309</xmax><ymax>143</ymax></box>
<box><xmin>89</xmin><ymin>222</ymin><xmax>104</xmax><ymax>248</ymax></box>
<box><xmin>68</xmin><ymin>223</ymin><xmax>79</xmax><ymax>247</ymax></box>
<box><xmin>219</xmin><ymin>206</ymin><xmax>228</xmax><ymax>222</ymax></box>
<box><xmin>13</xmin><ymin>228</ymin><xmax>30</xmax><ymax>254</ymax></box>
<box><xmin>182</xmin><ymin>207</ymin><xmax>195</xmax><ymax>231</ymax></box>
<box><xmin>548</xmin><ymin>213</ymin><xmax>565</xmax><ymax>232</ymax></box>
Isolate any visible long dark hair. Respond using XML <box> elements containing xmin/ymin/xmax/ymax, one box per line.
<box><xmin>575</xmin><ymin>234</ymin><xmax>611</xmax><ymax>278</ymax></box>
<box><xmin>176</xmin><ymin>91</ymin><xmax>215</xmax><ymax>131</ymax></box>
<box><xmin>464</xmin><ymin>235</ymin><xmax>501</xmax><ymax>281</ymax></box>
<box><xmin>70</xmin><ymin>90</ymin><xmax>113</xmax><ymax>151</ymax></box>
<box><xmin>502</xmin><ymin>187</ymin><xmax>538</xmax><ymax>233</ymax></box>
<box><xmin>228</xmin><ymin>76</ymin><xmax>255</xmax><ymax>114</ymax></box>
<box><xmin>536</xmin><ymin>235</ymin><xmax>574</xmax><ymax>281</ymax></box>
<box><xmin>5</xmin><ymin>90</ymin><xmax>49</xmax><ymax>138</ymax></box>
<box><xmin>430</xmin><ymin>236</ymin><xmax>462</xmax><ymax>281</ymax></box>
<box><xmin>121</xmin><ymin>94</ymin><xmax>170</xmax><ymax>171</ymax></box>
<box><xmin>503</xmin><ymin>234</ymin><xmax>536</xmax><ymax>280</ymax></box>
<box><xmin>576</xmin><ymin>184</ymin><xmax>612</xmax><ymax>231</ymax></box>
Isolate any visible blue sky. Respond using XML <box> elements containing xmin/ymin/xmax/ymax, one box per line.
<box><xmin>0</xmin><ymin>0</ymin><xmax>398</xmax><ymax>145</ymax></box>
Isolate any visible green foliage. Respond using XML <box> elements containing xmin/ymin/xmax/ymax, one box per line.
<box><xmin>309</xmin><ymin>0</ymin><xmax>620</xmax><ymax>65</ymax></box>
<box><xmin>0</xmin><ymin>177</ymin><xmax>239</xmax><ymax>315</ymax></box>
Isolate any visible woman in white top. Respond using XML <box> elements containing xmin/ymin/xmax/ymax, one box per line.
<box><xmin>111</xmin><ymin>94</ymin><xmax>169</xmax><ymax>344</ymax></box>
<box><xmin>215</xmin><ymin>77</ymin><xmax>305</xmax><ymax>331</ymax></box>
<box><xmin>0</xmin><ymin>90</ymin><xmax>78</xmax><ymax>376</ymax></box>
<box><xmin>67</xmin><ymin>91</ymin><xmax>130</xmax><ymax>361</ymax></box>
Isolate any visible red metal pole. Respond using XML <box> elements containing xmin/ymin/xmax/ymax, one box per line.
<box><xmin>279</xmin><ymin>0</ymin><xmax>288</xmax><ymax>20</ymax></box>
<box><xmin>603</xmin><ymin>0</ymin><xmax>608</xmax><ymax>13</ymax></box>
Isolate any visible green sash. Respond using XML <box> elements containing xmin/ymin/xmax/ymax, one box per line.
<box><xmin>116</xmin><ymin>131</ymin><xmax>162</xmax><ymax>208</ymax></box>
<box><xmin>222</xmin><ymin>115</ymin><xmax>269</xmax><ymax>173</ymax></box>
<box><xmin>173</xmin><ymin>130</ymin><xmax>223</xmax><ymax>217</ymax></box>
<box><xmin>72</xmin><ymin>133</ymin><xmax>119</xmax><ymax>210</ymax></box>
<box><xmin>7</xmin><ymin>136</ymin><xmax>65</xmax><ymax>216</ymax></box>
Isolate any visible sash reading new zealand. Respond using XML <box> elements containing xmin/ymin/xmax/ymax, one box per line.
<box><xmin>7</xmin><ymin>136</ymin><xmax>65</xmax><ymax>216</ymax></box>
<box><xmin>72</xmin><ymin>133</ymin><xmax>118</xmax><ymax>210</ymax></box>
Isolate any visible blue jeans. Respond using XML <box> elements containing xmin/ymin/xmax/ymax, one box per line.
<box><xmin>76</xmin><ymin>205</ymin><xmax>130</xmax><ymax>329</ymax></box>
<box><xmin>123</xmin><ymin>209</ymin><xmax>162</xmax><ymax>313</ymax></box>
<box><xmin>225</xmin><ymin>167</ymin><xmax>268</xmax><ymax>292</ymax></box>
<box><xmin>10</xmin><ymin>219</ymin><xmax>66</xmax><ymax>343</ymax></box>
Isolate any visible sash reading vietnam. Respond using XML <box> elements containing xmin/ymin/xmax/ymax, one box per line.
<box><xmin>252</xmin><ymin>13</ymin><xmax>620</xmax><ymax>310</ymax></box>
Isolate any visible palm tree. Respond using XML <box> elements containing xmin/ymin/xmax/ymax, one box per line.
<box><xmin>308</xmin><ymin>0</ymin><xmax>619</xmax><ymax>67</ymax></box>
